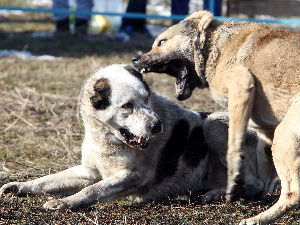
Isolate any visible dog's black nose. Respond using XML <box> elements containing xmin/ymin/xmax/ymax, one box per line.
<box><xmin>150</xmin><ymin>121</ymin><xmax>162</xmax><ymax>135</ymax></box>
<box><xmin>132</xmin><ymin>55</ymin><xmax>141</xmax><ymax>63</ymax></box>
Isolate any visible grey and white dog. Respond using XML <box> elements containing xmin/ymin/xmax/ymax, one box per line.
<box><xmin>0</xmin><ymin>64</ymin><xmax>276</xmax><ymax>209</ymax></box>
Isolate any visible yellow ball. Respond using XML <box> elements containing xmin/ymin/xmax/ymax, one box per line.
<box><xmin>93</xmin><ymin>15</ymin><xmax>111</xmax><ymax>33</ymax></box>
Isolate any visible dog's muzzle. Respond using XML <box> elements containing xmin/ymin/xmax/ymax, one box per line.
<box><xmin>119</xmin><ymin>128</ymin><xmax>150</xmax><ymax>149</ymax></box>
<box><xmin>119</xmin><ymin>120</ymin><xmax>162</xmax><ymax>149</ymax></box>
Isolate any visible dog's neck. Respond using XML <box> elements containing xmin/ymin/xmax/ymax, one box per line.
<box><xmin>194</xmin><ymin>20</ymin><xmax>222</xmax><ymax>87</ymax></box>
<box><xmin>204</xmin><ymin>20</ymin><xmax>247</xmax><ymax>84</ymax></box>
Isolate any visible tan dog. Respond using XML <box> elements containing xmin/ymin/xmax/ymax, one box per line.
<box><xmin>132</xmin><ymin>11</ymin><xmax>300</xmax><ymax>224</ymax></box>
<box><xmin>240</xmin><ymin>96</ymin><xmax>300</xmax><ymax>224</ymax></box>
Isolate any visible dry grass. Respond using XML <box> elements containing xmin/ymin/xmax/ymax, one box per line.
<box><xmin>0</xmin><ymin>3</ymin><xmax>300</xmax><ymax>225</ymax></box>
<box><xmin>0</xmin><ymin>37</ymin><xmax>218</xmax><ymax>179</ymax></box>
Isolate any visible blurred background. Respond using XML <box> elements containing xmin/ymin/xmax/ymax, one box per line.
<box><xmin>0</xmin><ymin>1</ymin><xmax>299</xmax><ymax>224</ymax></box>
<box><xmin>0</xmin><ymin>0</ymin><xmax>299</xmax><ymax>39</ymax></box>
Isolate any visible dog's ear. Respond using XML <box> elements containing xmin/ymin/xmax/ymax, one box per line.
<box><xmin>197</xmin><ymin>11</ymin><xmax>214</xmax><ymax>31</ymax></box>
<box><xmin>186</xmin><ymin>11</ymin><xmax>214</xmax><ymax>32</ymax></box>
<box><xmin>90</xmin><ymin>78</ymin><xmax>111</xmax><ymax>110</ymax></box>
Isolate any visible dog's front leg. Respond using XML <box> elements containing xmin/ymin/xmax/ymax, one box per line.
<box><xmin>0</xmin><ymin>165</ymin><xmax>100</xmax><ymax>196</ymax></box>
<box><xmin>225</xmin><ymin>66</ymin><xmax>255</xmax><ymax>202</ymax></box>
<box><xmin>43</xmin><ymin>170</ymin><xmax>141</xmax><ymax>209</ymax></box>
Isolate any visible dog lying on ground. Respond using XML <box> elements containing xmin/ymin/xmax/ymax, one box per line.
<box><xmin>132</xmin><ymin>11</ymin><xmax>300</xmax><ymax>224</ymax></box>
<box><xmin>0</xmin><ymin>64</ymin><xmax>275</xmax><ymax>210</ymax></box>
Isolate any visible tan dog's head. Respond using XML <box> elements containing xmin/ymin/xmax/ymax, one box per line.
<box><xmin>132</xmin><ymin>11</ymin><xmax>214</xmax><ymax>101</ymax></box>
<box><xmin>80</xmin><ymin>64</ymin><xmax>162</xmax><ymax>149</ymax></box>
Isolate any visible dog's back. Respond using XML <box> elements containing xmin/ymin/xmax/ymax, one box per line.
<box><xmin>210</xmin><ymin>21</ymin><xmax>300</xmax><ymax>126</ymax></box>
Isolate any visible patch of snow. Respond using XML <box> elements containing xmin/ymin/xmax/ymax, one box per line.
<box><xmin>0</xmin><ymin>50</ymin><xmax>61</xmax><ymax>61</ymax></box>
<box><xmin>27</xmin><ymin>0</ymin><xmax>52</xmax><ymax>7</ymax></box>
<box><xmin>0</xmin><ymin>10</ymin><xmax>24</xmax><ymax>17</ymax></box>
<box><xmin>147</xmin><ymin>0</ymin><xmax>170</xmax><ymax>16</ymax></box>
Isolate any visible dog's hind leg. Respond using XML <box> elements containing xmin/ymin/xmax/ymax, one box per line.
<box><xmin>240</xmin><ymin>95</ymin><xmax>300</xmax><ymax>225</ymax></box>
<box><xmin>225</xmin><ymin>66</ymin><xmax>255</xmax><ymax>202</ymax></box>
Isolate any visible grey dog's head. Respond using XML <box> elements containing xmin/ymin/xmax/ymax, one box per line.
<box><xmin>132</xmin><ymin>11</ymin><xmax>214</xmax><ymax>101</ymax></box>
<box><xmin>80</xmin><ymin>64</ymin><xmax>162</xmax><ymax>149</ymax></box>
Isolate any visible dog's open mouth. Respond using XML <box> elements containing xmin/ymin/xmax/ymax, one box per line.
<box><xmin>119</xmin><ymin>128</ymin><xmax>150</xmax><ymax>149</ymax></box>
<box><xmin>140</xmin><ymin>61</ymin><xmax>194</xmax><ymax>101</ymax></box>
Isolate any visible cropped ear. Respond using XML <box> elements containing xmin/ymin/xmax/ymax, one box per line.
<box><xmin>185</xmin><ymin>10</ymin><xmax>214</xmax><ymax>32</ymax></box>
<box><xmin>197</xmin><ymin>11</ymin><xmax>214</xmax><ymax>31</ymax></box>
<box><xmin>90</xmin><ymin>78</ymin><xmax>111</xmax><ymax>110</ymax></box>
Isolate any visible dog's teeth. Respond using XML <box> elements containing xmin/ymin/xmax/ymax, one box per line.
<box><xmin>141</xmin><ymin>68</ymin><xmax>149</xmax><ymax>75</ymax></box>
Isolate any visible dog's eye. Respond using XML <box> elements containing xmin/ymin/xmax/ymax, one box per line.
<box><xmin>157</xmin><ymin>39</ymin><xmax>167</xmax><ymax>47</ymax></box>
<box><xmin>122</xmin><ymin>102</ymin><xmax>133</xmax><ymax>110</ymax></box>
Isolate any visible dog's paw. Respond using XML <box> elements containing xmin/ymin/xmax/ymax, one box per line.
<box><xmin>0</xmin><ymin>182</ymin><xmax>28</xmax><ymax>197</ymax></box>
<box><xmin>202</xmin><ymin>189</ymin><xmax>225</xmax><ymax>203</ymax></box>
<box><xmin>226</xmin><ymin>182</ymin><xmax>244</xmax><ymax>202</ymax></box>
<box><xmin>226</xmin><ymin>177</ymin><xmax>264</xmax><ymax>202</ymax></box>
<box><xmin>239</xmin><ymin>219</ymin><xmax>258</xmax><ymax>225</ymax></box>
<box><xmin>43</xmin><ymin>199</ymin><xmax>70</xmax><ymax>210</ymax></box>
<box><xmin>226</xmin><ymin>173</ymin><xmax>246</xmax><ymax>202</ymax></box>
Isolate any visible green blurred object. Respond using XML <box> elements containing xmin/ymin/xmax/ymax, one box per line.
<box><xmin>69</xmin><ymin>6</ymin><xmax>76</xmax><ymax>33</ymax></box>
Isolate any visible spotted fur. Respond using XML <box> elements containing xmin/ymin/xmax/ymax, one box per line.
<box><xmin>90</xmin><ymin>78</ymin><xmax>111</xmax><ymax>110</ymax></box>
<box><xmin>0</xmin><ymin>64</ymin><xmax>274</xmax><ymax>211</ymax></box>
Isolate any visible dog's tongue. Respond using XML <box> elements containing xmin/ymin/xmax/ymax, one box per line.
<box><xmin>129</xmin><ymin>136</ymin><xmax>148</xmax><ymax>148</ymax></box>
<box><xmin>138</xmin><ymin>137</ymin><xmax>147</xmax><ymax>145</ymax></box>
<box><xmin>131</xmin><ymin>136</ymin><xmax>145</xmax><ymax>144</ymax></box>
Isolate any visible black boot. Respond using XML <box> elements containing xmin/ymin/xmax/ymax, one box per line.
<box><xmin>55</xmin><ymin>18</ymin><xmax>70</xmax><ymax>35</ymax></box>
<box><xmin>75</xmin><ymin>19</ymin><xmax>88</xmax><ymax>37</ymax></box>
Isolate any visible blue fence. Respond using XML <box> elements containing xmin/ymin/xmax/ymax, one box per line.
<box><xmin>0</xmin><ymin>6</ymin><xmax>300</xmax><ymax>26</ymax></box>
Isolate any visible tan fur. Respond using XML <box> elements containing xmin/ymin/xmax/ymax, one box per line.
<box><xmin>133</xmin><ymin>11</ymin><xmax>300</xmax><ymax>224</ymax></box>
<box><xmin>193</xmin><ymin>11</ymin><xmax>214</xmax><ymax>31</ymax></box>
<box><xmin>194</xmin><ymin>13</ymin><xmax>299</xmax><ymax>224</ymax></box>
<box><xmin>196</xmin><ymin>13</ymin><xmax>300</xmax><ymax>224</ymax></box>
<box><xmin>240</xmin><ymin>95</ymin><xmax>300</xmax><ymax>225</ymax></box>
<box><xmin>192</xmin><ymin>14</ymin><xmax>299</xmax><ymax>207</ymax></box>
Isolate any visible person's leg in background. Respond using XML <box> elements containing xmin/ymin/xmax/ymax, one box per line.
<box><xmin>53</xmin><ymin>0</ymin><xmax>70</xmax><ymax>33</ymax></box>
<box><xmin>76</xmin><ymin>0</ymin><xmax>94</xmax><ymax>36</ymax></box>
<box><xmin>117</xmin><ymin>0</ymin><xmax>151</xmax><ymax>41</ymax></box>
<box><xmin>203</xmin><ymin>0</ymin><xmax>222</xmax><ymax>16</ymax></box>
<box><xmin>171</xmin><ymin>0</ymin><xmax>190</xmax><ymax>24</ymax></box>
<box><xmin>214</xmin><ymin>0</ymin><xmax>222</xmax><ymax>16</ymax></box>
<box><xmin>121</xmin><ymin>0</ymin><xmax>147</xmax><ymax>32</ymax></box>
